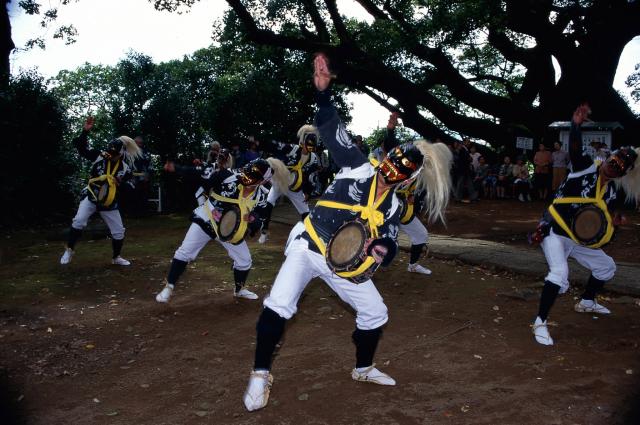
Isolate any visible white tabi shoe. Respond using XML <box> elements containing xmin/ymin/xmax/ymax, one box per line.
<box><xmin>60</xmin><ymin>248</ymin><xmax>74</xmax><ymax>265</ymax></box>
<box><xmin>112</xmin><ymin>256</ymin><xmax>131</xmax><ymax>266</ymax></box>
<box><xmin>155</xmin><ymin>283</ymin><xmax>174</xmax><ymax>303</ymax></box>
<box><xmin>243</xmin><ymin>370</ymin><xmax>273</xmax><ymax>412</ymax></box>
<box><xmin>407</xmin><ymin>263</ymin><xmax>432</xmax><ymax>275</ymax></box>
<box><xmin>351</xmin><ymin>364</ymin><xmax>396</xmax><ymax>386</ymax></box>
<box><xmin>234</xmin><ymin>288</ymin><xmax>259</xmax><ymax>300</ymax></box>
<box><xmin>532</xmin><ymin>316</ymin><xmax>553</xmax><ymax>346</ymax></box>
<box><xmin>574</xmin><ymin>299</ymin><xmax>611</xmax><ymax>315</ymax></box>
<box><xmin>258</xmin><ymin>233</ymin><xmax>269</xmax><ymax>244</ymax></box>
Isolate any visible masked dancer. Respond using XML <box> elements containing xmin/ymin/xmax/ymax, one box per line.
<box><xmin>60</xmin><ymin>117</ymin><xmax>141</xmax><ymax>266</ymax></box>
<box><xmin>530</xmin><ymin>103</ymin><xmax>640</xmax><ymax>345</ymax></box>
<box><xmin>242</xmin><ymin>53</ymin><xmax>452</xmax><ymax>411</ymax></box>
<box><xmin>155</xmin><ymin>157</ymin><xmax>288</xmax><ymax>303</ymax></box>
<box><xmin>257</xmin><ymin>126</ymin><xmax>320</xmax><ymax>243</ymax></box>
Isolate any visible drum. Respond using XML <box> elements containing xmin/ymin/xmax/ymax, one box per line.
<box><xmin>571</xmin><ymin>205</ymin><xmax>607</xmax><ymax>246</ymax></box>
<box><xmin>325</xmin><ymin>220</ymin><xmax>378</xmax><ymax>284</ymax></box>
<box><xmin>288</xmin><ymin>167</ymin><xmax>304</xmax><ymax>192</ymax></box>
<box><xmin>217</xmin><ymin>206</ymin><xmax>242</xmax><ymax>242</ymax></box>
<box><xmin>91</xmin><ymin>182</ymin><xmax>116</xmax><ymax>207</ymax></box>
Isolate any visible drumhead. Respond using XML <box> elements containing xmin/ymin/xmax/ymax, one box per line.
<box><xmin>572</xmin><ymin>206</ymin><xmax>606</xmax><ymax>244</ymax></box>
<box><xmin>97</xmin><ymin>184</ymin><xmax>109</xmax><ymax>201</ymax></box>
<box><xmin>327</xmin><ymin>221</ymin><xmax>366</xmax><ymax>269</ymax></box>
<box><xmin>219</xmin><ymin>209</ymin><xmax>240</xmax><ymax>239</ymax></box>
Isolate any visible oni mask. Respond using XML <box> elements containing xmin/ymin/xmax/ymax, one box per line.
<box><xmin>378</xmin><ymin>143</ymin><xmax>423</xmax><ymax>184</ymax></box>
<box><xmin>239</xmin><ymin>158</ymin><xmax>272</xmax><ymax>186</ymax></box>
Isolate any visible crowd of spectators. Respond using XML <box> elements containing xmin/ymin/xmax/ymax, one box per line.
<box><xmin>146</xmin><ymin>129</ymin><xmax>627</xmax><ymax>211</ymax></box>
<box><xmin>452</xmin><ymin>138</ymin><xmax>572</xmax><ymax>203</ymax></box>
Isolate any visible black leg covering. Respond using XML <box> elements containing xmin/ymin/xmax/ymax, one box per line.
<box><xmin>581</xmin><ymin>275</ymin><xmax>606</xmax><ymax>301</ymax></box>
<box><xmin>262</xmin><ymin>202</ymin><xmax>274</xmax><ymax>232</ymax></box>
<box><xmin>111</xmin><ymin>238</ymin><xmax>124</xmax><ymax>258</ymax></box>
<box><xmin>67</xmin><ymin>227</ymin><xmax>82</xmax><ymax>249</ymax></box>
<box><xmin>352</xmin><ymin>327</ymin><xmax>383</xmax><ymax>368</ymax></box>
<box><xmin>410</xmin><ymin>243</ymin><xmax>425</xmax><ymax>264</ymax></box>
<box><xmin>537</xmin><ymin>280</ymin><xmax>560</xmax><ymax>322</ymax></box>
<box><xmin>254</xmin><ymin>307</ymin><xmax>287</xmax><ymax>370</ymax></box>
<box><xmin>166</xmin><ymin>258</ymin><xmax>188</xmax><ymax>286</ymax></box>
<box><xmin>233</xmin><ymin>268</ymin><xmax>250</xmax><ymax>292</ymax></box>
<box><xmin>300</xmin><ymin>212</ymin><xmax>309</xmax><ymax>221</ymax></box>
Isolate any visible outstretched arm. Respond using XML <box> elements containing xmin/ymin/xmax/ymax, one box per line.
<box><xmin>382</xmin><ymin>112</ymin><xmax>400</xmax><ymax>155</ymax></box>
<box><xmin>73</xmin><ymin>116</ymin><xmax>100</xmax><ymax>162</ymax></box>
<box><xmin>312</xmin><ymin>53</ymin><xmax>367</xmax><ymax>169</ymax></box>
<box><xmin>568</xmin><ymin>104</ymin><xmax>593</xmax><ymax>172</ymax></box>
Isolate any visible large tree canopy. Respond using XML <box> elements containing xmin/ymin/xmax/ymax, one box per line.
<box><xmin>153</xmin><ymin>0</ymin><xmax>640</xmax><ymax>147</ymax></box>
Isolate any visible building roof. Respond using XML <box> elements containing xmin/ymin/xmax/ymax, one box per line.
<box><xmin>548</xmin><ymin>121</ymin><xmax>624</xmax><ymax>130</ymax></box>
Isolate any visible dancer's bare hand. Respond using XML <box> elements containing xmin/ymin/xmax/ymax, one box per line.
<box><xmin>572</xmin><ymin>103</ymin><xmax>591</xmax><ymax>125</ymax></box>
<box><xmin>164</xmin><ymin>161</ymin><xmax>176</xmax><ymax>173</ymax></box>
<box><xmin>387</xmin><ymin>112</ymin><xmax>399</xmax><ymax>129</ymax></box>
<box><xmin>313</xmin><ymin>53</ymin><xmax>333</xmax><ymax>91</ymax></box>
<box><xmin>83</xmin><ymin>116</ymin><xmax>95</xmax><ymax>132</ymax></box>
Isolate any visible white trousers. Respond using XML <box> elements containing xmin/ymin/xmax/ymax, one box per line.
<box><xmin>264</xmin><ymin>224</ymin><xmax>388</xmax><ymax>330</ymax></box>
<box><xmin>266</xmin><ymin>184</ymin><xmax>309</xmax><ymax>215</ymax></box>
<box><xmin>173</xmin><ymin>223</ymin><xmax>252</xmax><ymax>271</ymax></box>
<box><xmin>541</xmin><ymin>228</ymin><xmax>616</xmax><ymax>293</ymax></box>
<box><xmin>399</xmin><ymin>217</ymin><xmax>429</xmax><ymax>245</ymax></box>
<box><xmin>71</xmin><ymin>197</ymin><xmax>125</xmax><ymax>240</ymax></box>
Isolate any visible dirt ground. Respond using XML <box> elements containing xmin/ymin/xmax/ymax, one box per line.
<box><xmin>1</xmin><ymin>201</ymin><xmax>639</xmax><ymax>425</ymax></box>
<box><xmin>430</xmin><ymin>199</ymin><xmax>640</xmax><ymax>264</ymax></box>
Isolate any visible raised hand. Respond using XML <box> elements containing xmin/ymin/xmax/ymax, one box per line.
<box><xmin>163</xmin><ymin>161</ymin><xmax>176</xmax><ymax>173</ymax></box>
<box><xmin>83</xmin><ymin>116</ymin><xmax>95</xmax><ymax>132</ymax></box>
<box><xmin>387</xmin><ymin>112</ymin><xmax>399</xmax><ymax>129</ymax></box>
<box><xmin>313</xmin><ymin>53</ymin><xmax>333</xmax><ymax>92</ymax></box>
<box><xmin>572</xmin><ymin>103</ymin><xmax>591</xmax><ymax>125</ymax></box>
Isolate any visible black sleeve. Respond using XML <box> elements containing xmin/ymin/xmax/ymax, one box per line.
<box><xmin>382</xmin><ymin>126</ymin><xmax>398</xmax><ymax>154</ymax></box>
<box><xmin>314</xmin><ymin>89</ymin><xmax>367</xmax><ymax>169</ymax></box>
<box><xmin>73</xmin><ymin>130</ymin><xmax>100</xmax><ymax>162</ymax></box>
<box><xmin>568</xmin><ymin>122</ymin><xmax>593</xmax><ymax>172</ymax></box>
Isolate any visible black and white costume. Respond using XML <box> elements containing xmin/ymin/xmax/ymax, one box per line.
<box><xmin>60</xmin><ymin>127</ymin><xmax>139</xmax><ymax>266</ymax></box>
<box><xmin>244</xmin><ymin>90</ymin><xmax>420</xmax><ymax>412</ymax></box>
<box><xmin>382</xmin><ymin>125</ymin><xmax>432</xmax><ymax>275</ymax></box>
<box><xmin>258</xmin><ymin>128</ymin><xmax>320</xmax><ymax>243</ymax></box>
<box><xmin>531</xmin><ymin>114</ymin><xmax>640</xmax><ymax>345</ymax></box>
<box><xmin>155</xmin><ymin>161</ymin><xmax>277</xmax><ymax>303</ymax></box>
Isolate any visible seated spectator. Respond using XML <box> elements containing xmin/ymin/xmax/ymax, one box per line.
<box><xmin>513</xmin><ymin>162</ymin><xmax>532</xmax><ymax>202</ymax></box>
<box><xmin>484</xmin><ymin>161</ymin><xmax>498</xmax><ymax>199</ymax></box>
<box><xmin>496</xmin><ymin>156</ymin><xmax>513</xmax><ymax>199</ymax></box>
<box><xmin>473</xmin><ymin>155</ymin><xmax>490</xmax><ymax>198</ymax></box>
<box><xmin>469</xmin><ymin>144</ymin><xmax>481</xmax><ymax>171</ymax></box>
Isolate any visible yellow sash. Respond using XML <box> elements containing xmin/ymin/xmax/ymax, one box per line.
<box><xmin>209</xmin><ymin>185</ymin><xmax>257</xmax><ymax>244</ymax></box>
<box><xmin>547</xmin><ymin>176</ymin><xmax>613</xmax><ymax>248</ymax></box>
<box><xmin>287</xmin><ymin>153</ymin><xmax>309</xmax><ymax>191</ymax></box>
<box><xmin>303</xmin><ymin>173</ymin><xmax>389</xmax><ymax>279</ymax></box>
<box><xmin>396</xmin><ymin>180</ymin><xmax>417</xmax><ymax>224</ymax></box>
<box><xmin>86</xmin><ymin>160</ymin><xmax>120</xmax><ymax>208</ymax></box>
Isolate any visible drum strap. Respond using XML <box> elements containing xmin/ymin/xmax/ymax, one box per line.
<box><xmin>209</xmin><ymin>185</ymin><xmax>257</xmax><ymax>244</ymax></box>
<box><xmin>287</xmin><ymin>154</ymin><xmax>309</xmax><ymax>192</ymax></box>
<box><xmin>303</xmin><ymin>173</ymin><xmax>389</xmax><ymax>280</ymax></box>
<box><xmin>396</xmin><ymin>180</ymin><xmax>416</xmax><ymax>224</ymax></box>
<box><xmin>547</xmin><ymin>176</ymin><xmax>613</xmax><ymax>248</ymax></box>
<box><xmin>86</xmin><ymin>160</ymin><xmax>120</xmax><ymax>208</ymax></box>
<box><xmin>304</xmin><ymin>216</ymin><xmax>377</xmax><ymax>279</ymax></box>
